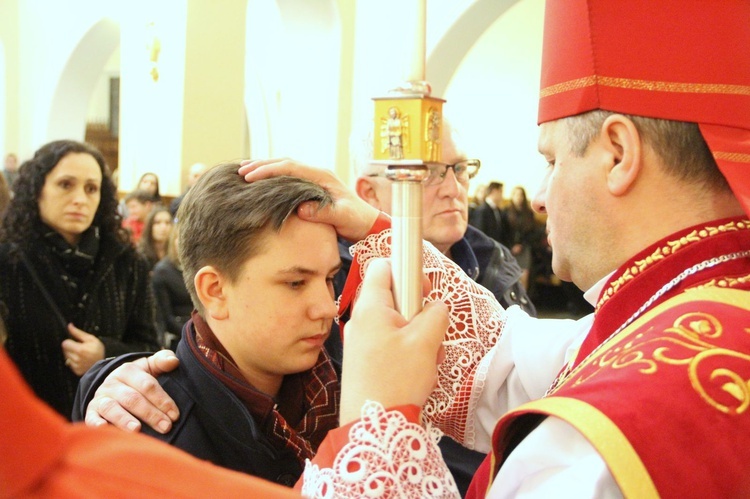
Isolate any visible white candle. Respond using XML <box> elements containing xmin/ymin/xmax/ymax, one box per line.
<box><xmin>405</xmin><ymin>0</ymin><xmax>426</xmax><ymax>82</ymax></box>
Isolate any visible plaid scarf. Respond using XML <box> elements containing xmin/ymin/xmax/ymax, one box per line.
<box><xmin>187</xmin><ymin>313</ymin><xmax>340</xmax><ymax>464</ymax></box>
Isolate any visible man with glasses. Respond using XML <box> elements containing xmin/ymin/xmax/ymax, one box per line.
<box><xmin>349</xmin><ymin>122</ymin><xmax>534</xmax><ymax>317</ymax></box>
<box><xmin>327</xmin><ymin>121</ymin><xmax>535</xmax><ymax>496</ymax></box>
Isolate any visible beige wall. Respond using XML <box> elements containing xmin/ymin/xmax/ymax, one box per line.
<box><xmin>2</xmin><ymin>0</ymin><xmax>548</xmax><ymax>197</ymax></box>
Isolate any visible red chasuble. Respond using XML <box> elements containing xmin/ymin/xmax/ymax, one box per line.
<box><xmin>476</xmin><ymin>218</ymin><xmax>750</xmax><ymax>497</ymax></box>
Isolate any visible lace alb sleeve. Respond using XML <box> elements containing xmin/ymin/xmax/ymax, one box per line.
<box><xmin>346</xmin><ymin>229</ymin><xmax>507</xmax><ymax>448</ymax></box>
<box><xmin>301</xmin><ymin>401</ymin><xmax>460</xmax><ymax>498</ymax></box>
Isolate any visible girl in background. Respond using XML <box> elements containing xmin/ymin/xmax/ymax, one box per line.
<box><xmin>505</xmin><ymin>185</ymin><xmax>537</xmax><ymax>290</ymax></box>
<box><xmin>138</xmin><ymin>206</ymin><xmax>173</xmax><ymax>269</ymax></box>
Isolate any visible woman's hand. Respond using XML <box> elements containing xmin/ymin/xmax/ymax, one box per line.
<box><xmin>61</xmin><ymin>323</ymin><xmax>105</xmax><ymax>376</ymax></box>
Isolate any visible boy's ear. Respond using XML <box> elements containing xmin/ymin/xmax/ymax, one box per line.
<box><xmin>601</xmin><ymin>114</ymin><xmax>642</xmax><ymax>196</ymax></box>
<box><xmin>194</xmin><ymin>266</ymin><xmax>228</xmax><ymax>320</ymax></box>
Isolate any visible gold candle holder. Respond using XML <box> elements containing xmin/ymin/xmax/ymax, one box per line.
<box><xmin>372</xmin><ymin>85</ymin><xmax>444</xmax><ymax>319</ymax></box>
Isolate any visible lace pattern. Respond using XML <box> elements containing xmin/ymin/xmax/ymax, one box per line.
<box><xmin>348</xmin><ymin>230</ymin><xmax>507</xmax><ymax>446</ymax></box>
<box><xmin>301</xmin><ymin>401</ymin><xmax>459</xmax><ymax>498</ymax></box>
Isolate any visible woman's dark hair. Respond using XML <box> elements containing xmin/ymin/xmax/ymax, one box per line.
<box><xmin>137</xmin><ymin>172</ymin><xmax>162</xmax><ymax>202</ymax></box>
<box><xmin>0</xmin><ymin>140</ymin><xmax>128</xmax><ymax>247</ymax></box>
<box><xmin>138</xmin><ymin>205</ymin><xmax>172</xmax><ymax>266</ymax></box>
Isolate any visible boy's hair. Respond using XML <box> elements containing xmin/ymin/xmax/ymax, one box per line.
<box><xmin>125</xmin><ymin>189</ymin><xmax>157</xmax><ymax>204</ymax></box>
<box><xmin>177</xmin><ymin>163</ymin><xmax>333</xmax><ymax>314</ymax></box>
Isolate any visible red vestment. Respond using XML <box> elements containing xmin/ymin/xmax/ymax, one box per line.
<box><xmin>471</xmin><ymin>217</ymin><xmax>750</xmax><ymax>497</ymax></box>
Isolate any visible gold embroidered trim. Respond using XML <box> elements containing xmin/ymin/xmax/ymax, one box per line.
<box><xmin>506</xmin><ymin>398</ymin><xmax>658</xmax><ymax>498</ymax></box>
<box><xmin>714</xmin><ymin>151</ymin><xmax>750</xmax><ymax>163</ymax></box>
<box><xmin>696</xmin><ymin>272</ymin><xmax>750</xmax><ymax>290</ymax></box>
<box><xmin>540</xmin><ymin>75</ymin><xmax>750</xmax><ymax>99</ymax></box>
<box><xmin>597</xmin><ymin>220</ymin><xmax>750</xmax><ymax>309</ymax></box>
<box><xmin>563</xmin><ymin>287</ymin><xmax>750</xmax><ymax>415</ymax></box>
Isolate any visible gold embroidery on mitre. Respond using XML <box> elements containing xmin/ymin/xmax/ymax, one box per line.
<box><xmin>597</xmin><ymin>221</ymin><xmax>750</xmax><ymax>309</ymax></box>
<box><xmin>540</xmin><ymin>76</ymin><xmax>598</xmax><ymax>98</ymax></box>
<box><xmin>561</xmin><ymin>310</ymin><xmax>750</xmax><ymax>415</ymax></box>
<box><xmin>714</xmin><ymin>151</ymin><xmax>750</xmax><ymax>163</ymax></box>
<box><xmin>540</xmin><ymin>75</ymin><xmax>750</xmax><ymax>99</ymax></box>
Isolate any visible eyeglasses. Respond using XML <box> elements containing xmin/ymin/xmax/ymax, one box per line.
<box><xmin>367</xmin><ymin>159</ymin><xmax>481</xmax><ymax>187</ymax></box>
<box><xmin>424</xmin><ymin>159</ymin><xmax>481</xmax><ymax>186</ymax></box>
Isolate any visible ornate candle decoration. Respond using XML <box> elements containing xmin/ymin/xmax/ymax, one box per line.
<box><xmin>371</xmin><ymin>0</ymin><xmax>444</xmax><ymax>320</ymax></box>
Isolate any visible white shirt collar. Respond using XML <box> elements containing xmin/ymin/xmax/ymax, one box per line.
<box><xmin>582</xmin><ymin>271</ymin><xmax>615</xmax><ymax>309</ymax></box>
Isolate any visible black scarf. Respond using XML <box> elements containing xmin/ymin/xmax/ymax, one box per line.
<box><xmin>42</xmin><ymin>225</ymin><xmax>100</xmax><ymax>301</ymax></box>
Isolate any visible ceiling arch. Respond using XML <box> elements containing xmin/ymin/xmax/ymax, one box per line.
<box><xmin>46</xmin><ymin>18</ymin><xmax>120</xmax><ymax>142</ymax></box>
<box><xmin>428</xmin><ymin>0</ymin><xmax>521</xmax><ymax>98</ymax></box>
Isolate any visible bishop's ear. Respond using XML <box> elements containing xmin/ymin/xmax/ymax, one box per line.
<box><xmin>601</xmin><ymin>114</ymin><xmax>642</xmax><ymax>197</ymax></box>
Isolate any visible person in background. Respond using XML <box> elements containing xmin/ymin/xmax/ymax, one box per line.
<box><xmin>122</xmin><ymin>189</ymin><xmax>156</xmax><ymax>244</ymax></box>
<box><xmin>118</xmin><ymin>172</ymin><xmax>162</xmax><ymax>218</ymax></box>
<box><xmin>0</xmin><ymin>172</ymin><xmax>11</xmax><ymax>218</ymax></box>
<box><xmin>0</xmin><ymin>140</ymin><xmax>159</xmax><ymax>419</ymax></box>
<box><xmin>470</xmin><ymin>181</ymin><xmax>510</xmax><ymax>248</ymax></box>
<box><xmin>467</xmin><ymin>182</ymin><xmax>486</xmax><ymax>222</ymax></box>
<box><xmin>74</xmin><ymin>164</ymin><xmax>341</xmax><ymax>487</ymax></box>
<box><xmin>505</xmin><ymin>186</ymin><xmax>537</xmax><ymax>290</ymax></box>
<box><xmin>136</xmin><ymin>172</ymin><xmax>162</xmax><ymax>206</ymax></box>
<box><xmin>3</xmin><ymin>152</ymin><xmax>20</xmax><ymax>190</ymax></box>
<box><xmin>137</xmin><ymin>206</ymin><xmax>173</xmax><ymax>269</ymax></box>
<box><xmin>170</xmin><ymin>162</ymin><xmax>209</xmax><ymax>217</ymax></box>
<box><xmin>152</xmin><ymin>221</ymin><xmax>192</xmax><ymax>349</ymax></box>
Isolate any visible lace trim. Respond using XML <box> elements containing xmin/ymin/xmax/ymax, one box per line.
<box><xmin>347</xmin><ymin>230</ymin><xmax>507</xmax><ymax>446</ymax></box>
<box><xmin>301</xmin><ymin>401</ymin><xmax>460</xmax><ymax>498</ymax></box>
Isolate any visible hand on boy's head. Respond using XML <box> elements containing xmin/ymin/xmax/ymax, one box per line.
<box><xmin>238</xmin><ymin>158</ymin><xmax>380</xmax><ymax>242</ymax></box>
<box><xmin>85</xmin><ymin>350</ymin><xmax>181</xmax><ymax>434</ymax></box>
<box><xmin>339</xmin><ymin>258</ymin><xmax>448</xmax><ymax>425</ymax></box>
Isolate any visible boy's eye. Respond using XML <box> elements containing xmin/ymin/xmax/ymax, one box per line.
<box><xmin>288</xmin><ymin>280</ymin><xmax>305</xmax><ymax>289</ymax></box>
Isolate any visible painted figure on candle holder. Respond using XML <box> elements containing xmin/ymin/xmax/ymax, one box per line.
<box><xmin>425</xmin><ymin>107</ymin><xmax>441</xmax><ymax>162</ymax></box>
<box><xmin>381</xmin><ymin>107</ymin><xmax>409</xmax><ymax>159</ymax></box>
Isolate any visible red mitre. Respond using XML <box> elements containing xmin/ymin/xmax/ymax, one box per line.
<box><xmin>538</xmin><ymin>0</ymin><xmax>750</xmax><ymax>216</ymax></box>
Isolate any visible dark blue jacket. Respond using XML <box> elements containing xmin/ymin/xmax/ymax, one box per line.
<box><xmin>73</xmin><ymin>323</ymin><xmax>302</xmax><ymax>487</ymax></box>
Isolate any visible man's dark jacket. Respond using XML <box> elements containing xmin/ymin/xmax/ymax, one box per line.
<box><xmin>73</xmin><ymin>324</ymin><xmax>302</xmax><ymax>487</ymax></box>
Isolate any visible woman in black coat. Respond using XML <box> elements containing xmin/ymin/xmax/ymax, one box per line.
<box><xmin>0</xmin><ymin>140</ymin><xmax>160</xmax><ymax>418</ymax></box>
<box><xmin>152</xmin><ymin>223</ymin><xmax>192</xmax><ymax>349</ymax></box>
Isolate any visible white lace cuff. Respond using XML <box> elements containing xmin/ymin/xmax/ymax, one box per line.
<box><xmin>301</xmin><ymin>401</ymin><xmax>460</xmax><ymax>498</ymax></box>
<box><xmin>346</xmin><ymin>229</ymin><xmax>507</xmax><ymax>447</ymax></box>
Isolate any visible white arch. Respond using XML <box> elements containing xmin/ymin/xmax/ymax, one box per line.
<box><xmin>244</xmin><ymin>0</ymin><xmax>341</xmax><ymax>165</ymax></box>
<box><xmin>46</xmin><ymin>18</ymin><xmax>120</xmax><ymax>142</ymax></box>
<box><xmin>428</xmin><ymin>0</ymin><xmax>522</xmax><ymax>98</ymax></box>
